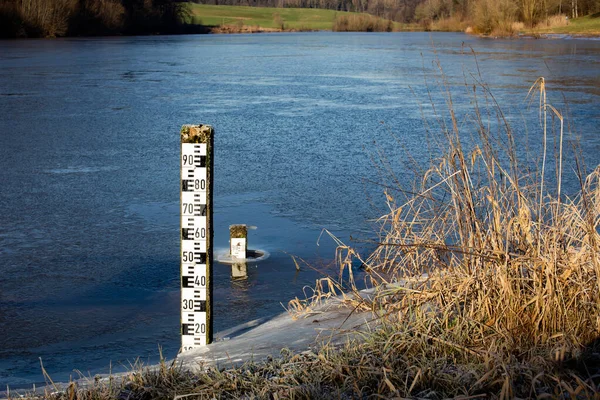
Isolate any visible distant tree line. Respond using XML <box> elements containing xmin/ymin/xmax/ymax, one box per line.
<box><xmin>0</xmin><ymin>0</ymin><xmax>192</xmax><ymax>38</ymax></box>
<box><xmin>1</xmin><ymin>0</ymin><xmax>598</xmax><ymax>37</ymax></box>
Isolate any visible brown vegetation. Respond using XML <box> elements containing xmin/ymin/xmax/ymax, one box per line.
<box><xmin>70</xmin><ymin>0</ymin><xmax>126</xmax><ymax>35</ymax></box>
<box><xmin>0</xmin><ymin>0</ymin><xmax>78</xmax><ymax>37</ymax></box>
<box><xmin>332</xmin><ymin>13</ymin><xmax>393</xmax><ymax>31</ymax></box>
<box><xmin>210</xmin><ymin>23</ymin><xmax>273</xmax><ymax>32</ymax></box>
<box><xmin>470</xmin><ymin>0</ymin><xmax>519</xmax><ymax>34</ymax></box>
<box><xmin>538</xmin><ymin>11</ymin><xmax>569</xmax><ymax>26</ymax></box>
<box><xmin>0</xmin><ymin>0</ymin><xmax>189</xmax><ymax>38</ymax></box>
<box><xmin>430</xmin><ymin>14</ymin><xmax>468</xmax><ymax>30</ymax></box>
<box><xmin>273</xmin><ymin>11</ymin><xmax>284</xmax><ymax>29</ymax></box>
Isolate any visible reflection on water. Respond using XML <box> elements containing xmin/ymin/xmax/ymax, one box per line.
<box><xmin>0</xmin><ymin>32</ymin><xmax>599</xmax><ymax>388</ymax></box>
<box><xmin>230</xmin><ymin>273</ymin><xmax>253</xmax><ymax>292</ymax></box>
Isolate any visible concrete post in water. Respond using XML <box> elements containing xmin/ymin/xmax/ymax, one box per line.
<box><xmin>230</xmin><ymin>224</ymin><xmax>248</xmax><ymax>279</ymax></box>
<box><xmin>180</xmin><ymin>124</ymin><xmax>213</xmax><ymax>350</ymax></box>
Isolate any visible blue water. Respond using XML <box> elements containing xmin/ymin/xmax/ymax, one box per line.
<box><xmin>0</xmin><ymin>32</ymin><xmax>599</xmax><ymax>388</ymax></box>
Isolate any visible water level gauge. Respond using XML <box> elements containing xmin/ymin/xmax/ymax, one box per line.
<box><xmin>180</xmin><ymin>125</ymin><xmax>214</xmax><ymax>351</ymax></box>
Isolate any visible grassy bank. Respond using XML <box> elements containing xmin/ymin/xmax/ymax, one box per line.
<box><xmin>187</xmin><ymin>4</ymin><xmax>404</xmax><ymax>32</ymax></box>
<box><xmin>188</xmin><ymin>4</ymin><xmax>335</xmax><ymax>30</ymax></box>
<box><xmin>188</xmin><ymin>4</ymin><xmax>600</xmax><ymax>35</ymax></box>
<box><xmin>464</xmin><ymin>12</ymin><xmax>600</xmax><ymax>37</ymax></box>
<box><xmin>530</xmin><ymin>12</ymin><xmax>600</xmax><ymax>35</ymax></box>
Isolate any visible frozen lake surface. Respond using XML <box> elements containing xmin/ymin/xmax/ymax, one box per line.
<box><xmin>1</xmin><ymin>32</ymin><xmax>599</xmax><ymax>387</ymax></box>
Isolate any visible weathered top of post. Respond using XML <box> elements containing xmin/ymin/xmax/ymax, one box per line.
<box><xmin>181</xmin><ymin>124</ymin><xmax>213</xmax><ymax>144</ymax></box>
<box><xmin>229</xmin><ymin>224</ymin><xmax>248</xmax><ymax>239</ymax></box>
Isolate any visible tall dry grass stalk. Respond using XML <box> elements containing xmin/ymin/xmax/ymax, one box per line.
<box><xmin>368</xmin><ymin>74</ymin><xmax>600</xmax><ymax>351</ymax></box>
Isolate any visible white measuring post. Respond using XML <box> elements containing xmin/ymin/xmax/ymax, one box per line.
<box><xmin>180</xmin><ymin>124</ymin><xmax>213</xmax><ymax>351</ymax></box>
<box><xmin>230</xmin><ymin>224</ymin><xmax>248</xmax><ymax>260</ymax></box>
<box><xmin>230</xmin><ymin>224</ymin><xmax>248</xmax><ymax>279</ymax></box>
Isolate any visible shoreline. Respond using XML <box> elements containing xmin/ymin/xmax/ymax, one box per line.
<box><xmin>2</xmin><ymin>28</ymin><xmax>599</xmax><ymax>40</ymax></box>
<box><xmin>475</xmin><ymin>32</ymin><xmax>600</xmax><ymax>39</ymax></box>
<box><xmin>0</xmin><ymin>287</ymin><xmax>381</xmax><ymax>399</ymax></box>
<box><xmin>208</xmin><ymin>26</ymin><xmax>600</xmax><ymax>37</ymax></box>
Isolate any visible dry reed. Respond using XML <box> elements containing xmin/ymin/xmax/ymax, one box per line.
<box><xmin>511</xmin><ymin>20</ymin><xmax>525</xmax><ymax>31</ymax></box>
<box><xmin>539</xmin><ymin>13</ymin><xmax>570</xmax><ymax>28</ymax></box>
<box><xmin>290</xmin><ymin>53</ymin><xmax>600</xmax><ymax>397</ymax></box>
<box><xmin>430</xmin><ymin>15</ymin><xmax>469</xmax><ymax>31</ymax></box>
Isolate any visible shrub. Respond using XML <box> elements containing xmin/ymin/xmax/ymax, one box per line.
<box><xmin>273</xmin><ymin>12</ymin><xmax>285</xmax><ymax>29</ymax></box>
<box><xmin>87</xmin><ymin>0</ymin><xmax>125</xmax><ymax>32</ymax></box>
<box><xmin>472</xmin><ymin>0</ymin><xmax>518</xmax><ymax>35</ymax></box>
<box><xmin>430</xmin><ymin>14</ymin><xmax>468</xmax><ymax>31</ymax></box>
<box><xmin>332</xmin><ymin>13</ymin><xmax>393</xmax><ymax>32</ymax></box>
<box><xmin>511</xmin><ymin>20</ymin><xmax>525</xmax><ymax>31</ymax></box>
<box><xmin>0</xmin><ymin>1</ymin><xmax>24</xmax><ymax>37</ymax></box>
<box><xmin>70</xmin><ymin>0</ymin><xmax>125</xmax><ymax>35</ymax></box>
<box><xmin>11</xmin><ymin>0</ymin><xmax>78</xmax><ymax>37</ymax></box>
<box><xmin>0</xmin><ymin>0</ymin><xmax>187</xmax><ymax>37</ymax></box>
<box><xmin>414</xmin><ymin>0</ymin><xmax>452</xmax><ymax>23</ymax></box>
<box><xmin>537</xmin><ymin>13</ymin><xmax>569</xmax><ymax>28</ymax></box>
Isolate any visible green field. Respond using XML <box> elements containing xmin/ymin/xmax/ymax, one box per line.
<box><xmin>187</xmin><ymin>3</ymin><xmax>399</xmax><ymax>30</ymax></box>
<box><xmin>187</xmin><ymin>4</ymin><xmax>600</xmax><ymax>35</ymax></box>
<box><xmin>534</xmin><ymin>12</ymin><xmax>600</xmax><ymax>35</ymax></box>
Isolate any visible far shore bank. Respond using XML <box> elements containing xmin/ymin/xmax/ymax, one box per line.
<box><xmin>3</xmin><ymin>26</ymin><xmax>599</xmax><ymax>40</ymax></box>
<box><xmin>5</xmin><ymin>28</ymin><xmax>598</xmax><ymax>38</ymax></box>
<box><xmin>205</xmin><ymin>27</ymin><xmax>600</xmax><ymax>37</ymax></box>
